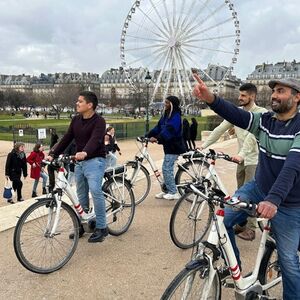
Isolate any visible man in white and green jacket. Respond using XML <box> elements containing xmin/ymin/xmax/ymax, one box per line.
<box><xmin>202</xmin><ymin>83</ymin><xmax>267</xmax><ymax>240</ymax></box>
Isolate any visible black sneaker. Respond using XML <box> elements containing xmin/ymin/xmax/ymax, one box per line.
<box><xmin>42</xmin><ymin>187</ymin><xmax>47</xmax><ymax>195</ymax></box>
<box><xmin>69</xmin><ymin>225</ymin><xmax>85</xmax><ymax>239</ymax></box>
<box><xmin>88</xmin><ymin>227</ymin><xmax>108</xmax><ymax>243</ymax></box>
<box><xmin>32</xmin><ymin>192</ymin><xmax>38</xmax><ymax>198</ymax></box>
<box><xmin>7</xmin><ymin>199</ymin><xmax>14</xmax><ymax>204</ymax></box>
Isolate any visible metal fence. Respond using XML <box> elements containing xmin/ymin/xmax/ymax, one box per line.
<box><xmin>0</xmin><ymin>115</ymin><xmax>223</xmax><ymax>149</ymax></box>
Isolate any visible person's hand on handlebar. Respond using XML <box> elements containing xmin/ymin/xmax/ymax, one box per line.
<box><xmin>257</xmin><ymin>201</ymin><xmax>278</xmax><ymax>219</ymax></box>
<box><xmin>75</xmin><ymin>151</ymin><xmax>87</xmax><ymax>161</ymax></box>
<box><xmin>231</xmin><ymin>155</ymin><xmax>243</xmax><ymax>164</ymax></box>
<box><xmin>149</xmin><ymin>137</ymin><xmax>158</xmax><ymax>143</ymax></box>
<box><xmin>45</xmin><ymin>155</ymin><xmax>54</xmax><ymax>162</ymax></box>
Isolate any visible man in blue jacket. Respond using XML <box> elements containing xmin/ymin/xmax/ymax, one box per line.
<box><xmin>147</xmin><ymin>95</ymin><xmax>185</xmax><ymax>200</ymax></box>
<box><xmin>193</xmin><ymin>74</ymin><xmax>300</xmax><ymax>300</ymax></box>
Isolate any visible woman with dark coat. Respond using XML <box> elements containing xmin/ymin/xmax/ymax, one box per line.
<box><xmin>5</xmin><ymin>142</ymin><xmax>28</xmax><ymax>203</ymax></box>
<box><xmin>27</xmin><ymin>143</ymin><xmax>48</xmax><ymax>197</ymax></box>
<box><xmin>182</xmin><ymin>118</ymin><xmax>192</xmax><ymax>150</ymax></box>
<box><xmin>147</xmin><ymin>95</ymin><xmax>186</xmax><ymax>200</ymax></box>
<box><xmin>190</xmin><ymin>117</ymin><xmax>198</xmax><ymax>149</ymax></box>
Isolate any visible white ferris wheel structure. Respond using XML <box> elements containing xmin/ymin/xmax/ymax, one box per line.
<box><xmin>120</xmin><ymin>0</ymin><xmax>240</xmax><ymax>105</ymax></box>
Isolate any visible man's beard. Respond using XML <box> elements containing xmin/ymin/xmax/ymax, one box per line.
<box><xmin>238</xmin><ymin>99</ymin><xmax>251</xmax><ymax>107</ymax></box>
<box><xmin>271</xmin><ymin>96</ymin><xmax>294</xmax><ymax>113</ymax></box>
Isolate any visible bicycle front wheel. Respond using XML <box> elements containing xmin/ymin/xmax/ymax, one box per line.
<box><xmin>175</xmin><ymin>159</ymin><xmax>212</xmax><ymax>195</ymax></box>
<box><xmin>258</xmin><ymin>241</ymin><xmax>282</xmax><ymax>299</ymax></box>
<box><xmin>170</xmin><ymin>192</ymin><xmax>213</xmax><ymax>249</ymax></box>
<box><xmin>161</xmin><ymin>260</ymin><xmax>221</xmax><ymax>299</ymax></box>
<box><xmin>125</xmin><ymin>161</ymin><xmax>151</xmax><ymax>205</ymax></box>
<box><xmin>104</xmin><ymin>177</ymin><xmax>135</xmax><ymax>236</ymax></box>
<box><xmin>13</xmin><ymin>198</ymin><xmax>80</xmax><ymax>274</ymax></box>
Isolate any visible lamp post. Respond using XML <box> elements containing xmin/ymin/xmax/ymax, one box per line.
<box><xmin>144</xmin><ymin>71</ymin><xmax>152</xmax><ymax>133</ymax></box>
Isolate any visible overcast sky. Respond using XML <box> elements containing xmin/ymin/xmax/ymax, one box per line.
<box><xmin>0</xmin><ymin>0</ymin><xmax>299</xmax><ymax>79</ymax></box>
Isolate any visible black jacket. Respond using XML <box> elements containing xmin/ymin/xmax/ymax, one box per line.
<box><xmin>5</xmin><ymin>150</ymin><xmax>28</xmax><ymax>180</ymax></box>
<box><xmin>190</xmin><ymin>123</ymin><xmax>198</xmax><ymax>140</ymax></box>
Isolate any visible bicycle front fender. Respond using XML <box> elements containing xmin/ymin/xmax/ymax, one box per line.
<box><xmin>185</xmin><ymin>258</ymin><xmax>209</xmax><ymax>271</ymax></box>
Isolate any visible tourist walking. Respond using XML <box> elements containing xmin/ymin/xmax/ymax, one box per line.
<box><xmin>182</xmin><ymin>118</ymin><xmax>192</xmax><ymax>151</ymax></box>
<box><xmin>48</xmin><ymin>128</ymin><xmax>59</xmax><ymax>192</ymax></box>
<box><xmin>5</xmin><ymin>142</ymin><xmax>27</xmax><ymax>203</ymax></box>
<box><xmin>27</xmin><ymin>143</ymin><xmax>48</xmax><ymax>197</ymax></box>
<box><xmin>104</xmin><ymin>126</ymin><xmax>121</xmax><ymax>169</ymax></box>
<box><xmin>190</xmin><ymin>117</ymin><xmax>198</xmax><ymax>149</ymax></box>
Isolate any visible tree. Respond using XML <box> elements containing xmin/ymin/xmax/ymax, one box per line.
<box><xmin>38</xmin><ymin>85</ymin><xmax>80</xmax><ymax>119</ymax></box>
<box><xmin>4</xmin><ymin>90</ymin><xmax>31</xmax><ymax>111</ymax></box>
<box><xmin>257</xmin><ymin>86</ymin><xmax>271</xmax><ymax>109</ymax></box>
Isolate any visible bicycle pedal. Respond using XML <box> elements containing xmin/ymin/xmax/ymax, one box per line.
<box><xmin>222</xmin><ymin>280</ymin><xmax>234</xmax><ymax>289</ymax></box>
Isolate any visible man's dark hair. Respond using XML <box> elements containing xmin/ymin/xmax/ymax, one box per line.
<box><xmin>239</xmin><ymin>83</ymin><xmax>257</xmax><ymax>95</ymax></box>
<box><xmin>79</xmin><ymin>91</ymin><xmax>98</xmax><ymax>110</ymax></box>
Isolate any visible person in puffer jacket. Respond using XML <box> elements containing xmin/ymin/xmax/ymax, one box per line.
<box><xmin>147</xmin><ymin>95</ymin><xmax>186</xmax><ymax>200</ymax></box>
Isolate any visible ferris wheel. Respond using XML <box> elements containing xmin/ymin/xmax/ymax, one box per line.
<box><xmin>120</xmin><ymin>0</ymin><xmax>240</xmax><ymax>104</ymax></box>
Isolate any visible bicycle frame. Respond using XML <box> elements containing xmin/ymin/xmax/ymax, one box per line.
<box><xmin>190</xmin><ymin>185</ymin><xmax>281</xmax><ymax>296</ymax></box>
<box><xmin>45</xmin><ymin>160</ymin><xmax>128</xmax><ymax>236</ymax></box>
<box><xmin>132</xmin><ymin>139</ymin><xmax>164</xmax><ymax>184</ymax></box>
<box><xmin>181</xmin><ymin>155</ymin><xmax>230</xmax><ymax>199</ymax></box>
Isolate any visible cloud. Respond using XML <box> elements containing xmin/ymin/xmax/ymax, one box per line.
<box><xmin>0</xmin><ymin>0</ymin><xmax>299</xmax><ymax>79</ymax></box>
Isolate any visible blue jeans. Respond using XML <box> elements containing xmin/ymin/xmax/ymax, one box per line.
<box><xmin>75</xmin><ymin>157</ymin><xmax>106</xmax><ymax>229</ymax></box>
<box><xmin>271</xmin><ymin>206</ymin><xmax>300</xmax><ymax>300</ymax></box>
<box><xmin>225</xmin><ymin>179</ymin><xmax>300</xmax><ymax>300</ymax></box>
<box><xmin>162</xmin><ymin>154</ymin><xmax>178</xmax><ymax>194</ymax></box>
<box><xmin>33</xmin><ymin>171</ymin><xmax>48</xmax><ymax>193</ymax></box>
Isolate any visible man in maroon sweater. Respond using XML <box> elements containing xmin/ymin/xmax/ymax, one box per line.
<box><xmin>51</xmin><ymin>91</ymin><xmax>107</xmax><ymax>243</ymax></box>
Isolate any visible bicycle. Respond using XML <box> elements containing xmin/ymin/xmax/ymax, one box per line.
<box><xmin>125</xmin><ymin>137</ymin><xmax>211</xmax><ymax>205</ymax></box>
<box><xmin>170</xmin><ymin>149</ymin><xmax>238</xmax><ymax>249</ymax></box>
<box><xmin>13</xmin><ymin>155</ymin><xmax>135</xmax><ymax>274</ymax></box>
<box><xmin>162</xmin><ymin>182</ymin><xmax>283</xmax><ymax>300</ymax></box>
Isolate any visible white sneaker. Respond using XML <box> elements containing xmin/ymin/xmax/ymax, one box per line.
<box><xmin>163</xmin><ymin>193</ymin><xmax>181</xmax><ymax>200</ymax></box>
<box><xmin>155</xmin><ymin>192</ymin><xmax>166</xmax><ymax>199</ymax></box>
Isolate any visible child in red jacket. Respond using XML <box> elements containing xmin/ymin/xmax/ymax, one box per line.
<box><xmin>27</xmin><ymin>143</ymin><xmax>48</xmax><ymax>197</ymax></box>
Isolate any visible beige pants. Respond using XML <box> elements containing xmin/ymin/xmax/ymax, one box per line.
<box><xmin>236</xmin><ymin>163</ymin><xmax>257</xmax><ymax>230</ymax></box>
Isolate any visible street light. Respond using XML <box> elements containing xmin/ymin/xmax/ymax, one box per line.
<box><xmin>145</xmin><ymin>71</ymin><xmax>152</xmax><ymax>133</ymax></box>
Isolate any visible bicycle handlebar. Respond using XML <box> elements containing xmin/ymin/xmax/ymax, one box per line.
<box><xmin>189</xmin><ymin>183</ymin><xmax>257</xmax><ymax>216</ymax></box>
<box><xmin>225</xmin><ymin>197</ymin><xmax>257</xmax><ymax>216</ymax></box>
<box><xmin>182</xmin><ymin>148</ymin><xmax>239</xmax><ymax>164</ymax></box>
<box><xmin>136</xmin><ymin>136</ymin><xmax>150</xmax><ymax>143</ymax></box>
<box><xmin>42</xmin><ymin>155</ymin><xmax>76</xmax><ymax>167</ymax></box>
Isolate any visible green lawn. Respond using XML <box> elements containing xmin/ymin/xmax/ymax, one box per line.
<box><xmin>0</xmin><ymin>113</ymin><xmax>221</xmax><ymax>142</ymax></box>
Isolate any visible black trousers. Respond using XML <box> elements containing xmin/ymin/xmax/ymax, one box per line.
<box><xmin>11</xmin><ymin>178</ymin><xmax>23</xmax><ymax>200</ymax></box>
<box><xmin>48</xmin><ymin>165</ymin><xmax>56</xmax><ymax>191</ymax></box>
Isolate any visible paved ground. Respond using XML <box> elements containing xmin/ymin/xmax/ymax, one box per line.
<box><xmin>0</xmin><ymin>138</ymin><xmax>263</xmax><ymax>299</ymax></box>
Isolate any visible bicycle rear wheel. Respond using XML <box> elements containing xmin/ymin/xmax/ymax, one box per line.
<box><xmin>13</xmin><ymin>198</ymin><xmax>79</xmax><ymax>274</ymax></box>
<box><xmin>104</xmin><ymin>177</ymin><xmax>135</xmax><ymax>236</ymax></box>
<box><xmin>175</xmin><ymin>159</ymin><xmax>212</xmax><ymax>195</ymax></box>
<box><xmin>170</xmin><ymin>192</ymin><xmax>213</xmax><ymax>249</ymax></box>
<box><xmin>161</xmin><ymin>259</ymin><xmax>221</xmax><ymax>299</ymax></box>
<box><xmin>258</xmin><ymin>241</ymin><xmax>282</xmax><ymax>299</ymax></box>
<box><xmin>125</xmin><ymin>161</ymin><xmax>151</xmax><ymax>205</ymax></box>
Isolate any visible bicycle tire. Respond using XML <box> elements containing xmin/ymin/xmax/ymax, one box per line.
<box><xmin>175</xmin><ymin>159</ymin><xmax>213</xmax><ymax>195</ymax></box>
<box><xmin>125</xmin><ymin>160</ymin><xmax>151</xmax><ymax>205</ymax></box>
<box><xmin>161</xmin><ymin>259</ymin><xmax>221</xmax><ymax>299</ymax></box>
<box><xmin>170</xmin><ymin>192</ymin><xmax>213</xmax><ymax>249</ymax></box>
<box><xmin>258</xmin><ymin>241</ymin><xmax>282</xmax><ymax>299</ymax></box>
<box><xmin>103</xmin><ymin>177</ymin><xmax>135</xmax><ymax>236</ymax></box>
<box><xmin>13</xmin><ymin>198</ymin><xmax>80</xmax><ymax>274</ymax></box>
